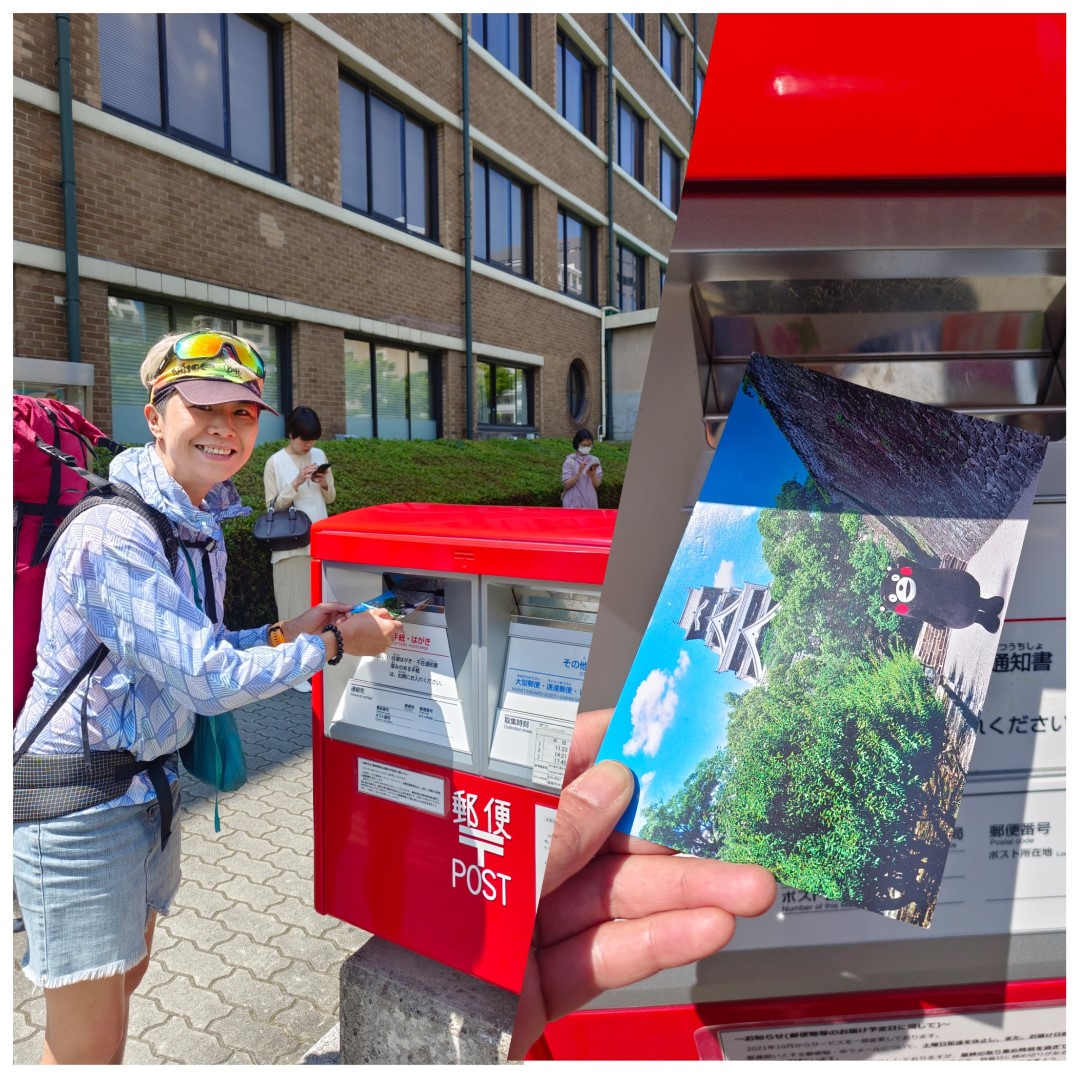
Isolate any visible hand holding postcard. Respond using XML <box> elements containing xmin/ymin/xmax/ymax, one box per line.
<box><xmin>598</xmin><ymin>353</ymin><xmax>1048</xmax><ymax>928</ymax></box>
<box><xmin>353</xmin><ymin>574</ymin><xmax>437</xmax><ymax>619</ymax></box>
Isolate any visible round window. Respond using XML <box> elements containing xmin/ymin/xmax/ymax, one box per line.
<box><xmin>567</xmin><ymin>359</ymin><xmax>588</xmax><ymax>423</ymax></box>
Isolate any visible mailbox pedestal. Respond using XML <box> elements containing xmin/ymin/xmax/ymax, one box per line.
<box><xmin>310</xmin><ymin>503</ymin><xmax>614</xmax><ymax>1058</ymax></box>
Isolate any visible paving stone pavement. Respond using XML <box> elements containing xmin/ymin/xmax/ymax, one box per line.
<box><xmin>12</xmin><ymin>690</ymin><xmax>364</xmax><ymax>1065</ymax></box>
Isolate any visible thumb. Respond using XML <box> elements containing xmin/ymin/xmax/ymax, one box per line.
<box><xmin>540</xmin><ymin>760</ymin><xmax>634</xmax><ymax>901</ymax></box>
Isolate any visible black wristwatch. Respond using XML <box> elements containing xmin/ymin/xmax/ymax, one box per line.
<box><xmin>322</xmin><ymin>623</ymin><xmax>345</xmax><ymax>666</ymax></box>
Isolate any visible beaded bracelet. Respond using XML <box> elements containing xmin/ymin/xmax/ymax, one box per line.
<box><xmin>322</xmin><ymin>623</ymin><xmax>345</xmax><ymax>666</ymax></box>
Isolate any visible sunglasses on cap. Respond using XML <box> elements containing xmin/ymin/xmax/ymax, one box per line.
<box><xmin>150</xmin><ymin>331</ymin><xmax>267</xmax><ymax>401</ymax></box>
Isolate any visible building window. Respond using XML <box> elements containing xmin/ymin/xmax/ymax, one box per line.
<box><xmin>557</xmin><ymin>209</ymin><xmax>595</xmax><ymax>303</ymax></box>
<box><xmin>660</xmin><ymin>16</ymin><xmax>682</xmax><ymax>88</ymax></box>
<box><xmin>659</xmin><ymin>142</ymin><xmax>681</xmax><ymax>212</ymax></box>
<box><xmin>556</xmin><ymin>31</ymin><xmax>595</xmax><ymax>140</ymax></box>
<box><xmin>344</xmin><ymin>340</ymin><xmax>440</xmax><ymax>440</ymax></box>
<box><xmin>106</xmin><ymin>296</ymin><xmax>285</xmax><ymax>445</ymax></box>
<box><xmin>660</xmin><ymin>266</ymin><xmax>667</xmax><ymax>296</ymax></box>
<box><xmin>339</xmin><ymin>76</ymin><xmax>434</xmax><ymax>237</ymax></box>
<box><xmin>695</xmin><ymin>63</ymin><xmax>706</xmax><ymax>117</ymax></box>
<box><xmin>616</xmin><ymin>244</ymin><xmax>644</xmax><ymax>312</ymax></box>
<box><xmin>478</xmin><ymin>360</ymin><xmax>534</xmax><ymax>430</ymax></box>
<box><xmin>473</xmin><ymin>159</ymin><xmax>531</xmax><ymax>277</ymax></box>
<box><xmin>98</xmin><ymin>14</ymin><xmax>282</xmax><ymax>177</ymax></box>
<box><xmin>472</xmin><ymin>14</ymin><xmax>530</xmax><ymax>84</ymax></box>
<box><xmin>621</xmin><ymin>14</ymin><xmax>645</xmax><ymax>39</ymax></box>
<box><xmin>567</xmin><ymin>359</ymin><xmax>588</xmax><ymax>424</ymax></box>
<box><xmin>616</xmin><ymin>96</ymin><xmax>644</xmax><ymax>182</ymax></box>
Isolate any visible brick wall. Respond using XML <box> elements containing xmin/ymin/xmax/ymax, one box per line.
<box><xmin>14</xmin><ymin>13</ymin><xmax>696</xmax><ymax>441</ymax></box>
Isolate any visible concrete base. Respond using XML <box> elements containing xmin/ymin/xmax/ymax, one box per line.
<box><xmin>339</xmin><ymin>938</ymin><xmax>520</xmax><ymax>1065</ymax></box>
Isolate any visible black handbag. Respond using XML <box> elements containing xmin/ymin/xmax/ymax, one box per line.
<box><xmin>252</xmin><ymin>502</ymin><xmax>311</xmax><ymax>551</ymax></box>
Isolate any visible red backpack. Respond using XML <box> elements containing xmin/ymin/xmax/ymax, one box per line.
<box><xmin>13</xmin><ymin>397</ymin><xmax>120</xmax><ymax>717</ymax></box>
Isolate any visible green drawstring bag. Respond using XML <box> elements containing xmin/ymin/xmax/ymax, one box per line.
<box><xmin>178</xmin><ymin>544</ymin><xmax>248</xmax><ymax>831</ymax></box>
<box><xmin>180</xmin><ymin>711</ymin><xmax>248</xmax><ymax>831</ymax></box>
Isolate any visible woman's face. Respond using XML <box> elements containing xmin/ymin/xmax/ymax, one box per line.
<box><xmin>145</xmin><ymin>394</ymin><xmax>260</xmax><ymax>505</ymax></box>
<box><xmin>288</xmin><ymin>434</ymin><xmax>317</xmax><ymax>455</ymax></box>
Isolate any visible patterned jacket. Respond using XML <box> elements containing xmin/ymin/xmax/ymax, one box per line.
<box><xmin>14</xmin><ymin>444</ymin><xmax>327</xmax><ymax>809</ymax></box>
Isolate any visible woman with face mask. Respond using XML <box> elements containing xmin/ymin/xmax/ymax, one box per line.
<box><xmin>561</xmin><ymin>428</ymin><xmax>603</xmax><ymax>509</ymax></box>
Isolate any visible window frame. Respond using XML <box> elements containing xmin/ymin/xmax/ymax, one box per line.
<box><xmin>557</xmin><ymin>206</ymin><xmax>596</xmax><ymax>304</ymax></box>
<box><xmin>659</xmin><ymin>141</ymin><xmax>681</xmax><ymax>213</ymax></box>
<box><xmin>344</xmin><ymin>338</ymin><xmax>443</xmax><ymax>441</ymax></box>
<box><xmin>97</xmin><ymin>13</ymin><xmax>285</xmax><ymax>179</ymax></box>
<box><xmin>472</xmin><ymin>13</ymin><xmax>531</xmax><ymax>85</ymax></box>
<box><xmin>338</xmin><ymin>71</ymin><xmax>438</xmax><ymax>241</ymax></box>
<box><xmin>476</xmin><ymin>358</ymin><xmax>536</xmax><ymax>434</ymax></box>
<box><xmin>616</xmin><ymin>95</ymin><xmax>644</xmax><ymax>182</ymax></box>
<box><xmin>660</xmin><ymin>15</ymin><xmax>682</xmax><ymax>88</ymax></box>
<box><xmin>621</xmin><ymin>14</ymin><xmax>645</xmax><ymax>40</ymax></box>
<box><xmin>616</xmin><ymin>243</ymin><xmax>645</xmax><ymax>313</ymax></box>
<box><xmin>695</xmin><ymin>63</ymin><xmax>706</xmax><ymax>117</ymax></box>
<box><xmin>556</xmin><ymin>29</ymin><xmax>595</xmax><ymax>141</ymax></box>
<box><xmin>567</xmin><ymin>358</ymin><xmax>589</xmax><ymax>424</ymax></box>
<box><xmin>473</xmin><ymin>157</ymin><xmax>533</xmax><ymax>279</ymax></box>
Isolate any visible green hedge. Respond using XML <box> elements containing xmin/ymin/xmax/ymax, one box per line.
<box><xmin>221</xmin><ymin>437</ymin><xmax>630</xmax><ymax>629</ymax></box>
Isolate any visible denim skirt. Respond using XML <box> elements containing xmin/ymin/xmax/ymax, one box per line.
<box><xmin>12</xmin><ymin>785</ymin><xmax>181</xmax><ymax>988</ymax></box>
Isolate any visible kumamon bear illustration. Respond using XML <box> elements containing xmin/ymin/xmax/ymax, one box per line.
<box><xmin>879</xmin><ymin>563</ymin><xmax>1005</xmax><ymax>633</ymax></box>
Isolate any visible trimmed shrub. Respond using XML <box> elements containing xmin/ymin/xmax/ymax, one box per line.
<box><xmin>223</xmin><ymin>437</ymin><xmax>629</xmax><ymax>628</ymax></box>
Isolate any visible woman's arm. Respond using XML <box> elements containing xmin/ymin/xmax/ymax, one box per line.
<box><xmin>263</xmin><ymin>451</ymin><xmax>296</xmax><ymax>509</ymax></box>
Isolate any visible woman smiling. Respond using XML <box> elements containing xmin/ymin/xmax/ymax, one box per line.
<box><xmin>12</xmin><ymin>330</ymin><xmax>400</xmax><ymax>1064</ymax></box>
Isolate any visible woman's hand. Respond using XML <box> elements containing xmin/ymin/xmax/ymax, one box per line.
<box><xmin>282</xmin><ymin>603</ymin><xmax>352</xmax><ymax>642</ymax></box>
<box><xmin>337</xmin><ymin>608</ymin><xmax>401</xmax><ymax>657</ymax></box>
<box><xmin>292</xmin><ymin>463</ymin><xmax>319</xmax><ymax>490</ymax></box>
<box><xmin>509</xmin><ymin>709</ymin><xmax>776</xmax><ymax>1059</ymax></box>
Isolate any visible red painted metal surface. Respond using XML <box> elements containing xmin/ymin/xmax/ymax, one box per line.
<box><xmin>310</xmin><ymin>504</ymin><xmax>614</xmax><ymax>990</ymax></box>
<box><xmin>689</xmin><ymin>14</ymin><xmax>1065</xmax><ymax>184</ymax></box>
<box><xmin>529</xmin><ymin>980</ymin><xmax>1066</xmax><ymax>1060</ymax></box>
<box><xmin>312</xmin><ymin>503</ymin><xmax>614</xmax><ymax>584</ymax></box>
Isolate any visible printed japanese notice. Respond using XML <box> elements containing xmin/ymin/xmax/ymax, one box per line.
<box><xmin>703</xmin><ymin>1005</ymin><xmax>1065</xmax><ymax>1061</ymax></box>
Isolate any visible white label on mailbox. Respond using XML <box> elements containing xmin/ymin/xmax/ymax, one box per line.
<box><xmin>357</xmin><ymin>757</ymin><xmax>445</xmax><ymax>816</ymax></box>
<box><xmin>500</xmin><ymin>636</ymin><xmax>589</xmax><ymax>719</ymax></box>
<box><xmin>969</xmin><ymin>617</ymin><xmax>1064</xmax><ymax>774</ymax></box>
<box><xmin>351</xmin><ymin>624</ymin><xmax>459</xmax><ymax>699</ymax></box>
<box><xmin>535</xmin><ymin>805</ymin><xmax>557</xmax><ymax>909</ymax></box>
<box><xmin>530</xmin><ymin>721</ymin><xmax>573</xmax><ymax>791</ymax></box>
<box><xmin>450</xmin><ymin>787</ymin><xmax>513</xmax><ymax>907</ymax></box>
<box><xmin>489</xmin><ymin>709</ymin><xmax>537</xmax><ymax>766</ymax></box>
<box><xmin>713</xmin><ymin>1006</ymin><xmax>1066</xmax><ymax>1061</ymax></box>
<box><xmin>338</xmin><ymin>680</ymin><xmax>470</xmax><ymax>754</ymax></box>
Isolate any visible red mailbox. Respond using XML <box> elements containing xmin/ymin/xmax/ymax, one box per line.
<box><xmin>310</xmin><ymin>503</ymin><xmax>614</xmax><ymax>991</ymax></box>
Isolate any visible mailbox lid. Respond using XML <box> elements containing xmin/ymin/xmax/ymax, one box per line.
<box><xmin>312</xmin><ymin>503</ymin><xmax>616</xmax><ymax>583</ymax></box>
<box><xmin>687</xmin><ymin>13</ymin><xmax>1065</xmax><ymax>184</ymax></box>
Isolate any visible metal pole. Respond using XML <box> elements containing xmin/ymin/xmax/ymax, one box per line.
<box><xmin>461</xmin><ymin>16</ymin><xmax>475</xmax><ymax>439</ymax></box>
<box><xmin>56</xmin><ymin>14</ymin><xmax>81</xmax><ymax>365</ymax></box>
<box><xmin>604</xmin><ymin>15</ymin><xmax>616</xmax><ymax>441</ymax></box>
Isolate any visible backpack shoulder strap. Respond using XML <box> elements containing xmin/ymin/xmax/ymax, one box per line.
<box><xmin>41</xmin><ymin>481</ymin><xmax>180</xmax><ymax>576</ymax></box>
<box><xmin>16</xmin><ymin>483</ymin><xmax>180</xmax><ymax>759</ymax></box>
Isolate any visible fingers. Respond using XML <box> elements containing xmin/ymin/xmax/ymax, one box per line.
<box><xmin>534</xmin><ymin>906</ymin><xmax>742</xmax><ymax>1027</ymax></box>
<box><xmin>563</xmin><ymin>708</ymin><xmax>614</xmax><ymax>786</ymax></box>
<box><xmin>540</xmin><ymin>760</ymin><xmax>635</xmax><ymax>901</ymax></box>
<box><xmin>536</xmin><ymin>852</ymin><xmax>776</xmax><ymax>946</ymax></box>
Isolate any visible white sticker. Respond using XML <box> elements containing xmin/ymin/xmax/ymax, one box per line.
<box><xmin>530</xmin><ymin>722</ymin><xmax>573</xmax><ymax>791</ymax></box>
<box><xmin>352</xmin><ymin>624</ymin><xmax>459</xmax><ymax>699</ymax></box>
<box><xmin>338</xmin><ymin>680</ymin><xmax>470</xmax><ymax>754</ymax></box>
<box><xmin>500</xmin><ymin>637</ymin><xmax>589</xmax><ymax>720</ymax></box>
<box><xmin>535</xmin><ymin>805</ymin><xmax>557</xmax><ymax>909</ymax></box>
<box><xmin>357</xmin><ymin>758</ymin><xmax>446</xmax><ymax>816</ymax></box>
<box><xmin>713</xmin><ymin>1005</ymin><xmax>1066</xmax><ymax>1061</ymax></box>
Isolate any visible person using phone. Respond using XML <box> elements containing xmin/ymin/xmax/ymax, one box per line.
<box><xmin>561</xmin><ymin>428</ymin><xmax>603</xmax><ymax>509</ymax></box>
<box><xmin>263</xmin><ymin>406</ymin><xmax>336</xmax><ymax>691</ymax></box>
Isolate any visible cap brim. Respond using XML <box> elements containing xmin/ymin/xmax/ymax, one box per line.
<box><xmin>172</xmin><ymin>378</ymin><xmax>280</xmax><ymax>416</ymax></box>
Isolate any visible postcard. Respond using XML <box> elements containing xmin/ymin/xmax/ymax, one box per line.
<box><xmin>353</xmin><ymin>574</ymin><xmax>438</xmax><ymax>619</ymax></box>
<box><xmin>597</xmin><ymin>352</ymin><xmax>1049</xmax><ymax>927</ymax></box>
